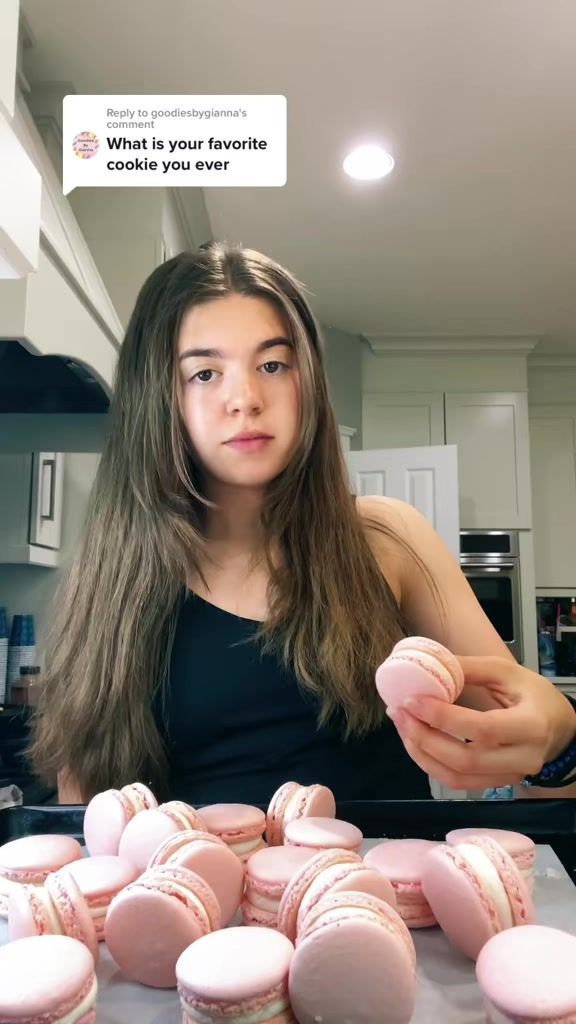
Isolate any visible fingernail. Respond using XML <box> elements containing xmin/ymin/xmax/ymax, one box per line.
<box><xmin>402</xmin><ymin>697</ymin><xmax>421</xmax><ymax>713</ymax></box>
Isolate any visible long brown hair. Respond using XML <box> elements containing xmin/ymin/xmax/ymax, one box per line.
<box><xmin>30</xmin><ymin>242</ymin><xmax>436</xmax><ymax>800</ymax></box>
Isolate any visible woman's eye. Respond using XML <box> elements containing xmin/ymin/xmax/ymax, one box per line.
<box><xmin>191</xmin><ymin>369</ymin><xmax>214</xmax><ymax>383</ymax></box>
<box><xmin>262</xmin><ymin>361</ymin><xmax>286</xmax><ymax>374</ymax></box>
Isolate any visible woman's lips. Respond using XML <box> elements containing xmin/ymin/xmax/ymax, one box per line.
<box><xmin>225</xmin><ymin>437</ymin><xmax>273</xmax><ymax>452</ymax></box>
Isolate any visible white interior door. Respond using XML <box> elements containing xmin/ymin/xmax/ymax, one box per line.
<box><xmin>345</xmin><ymin>444</ymin><xmax>460</xmax><ymax>560</ymax></box>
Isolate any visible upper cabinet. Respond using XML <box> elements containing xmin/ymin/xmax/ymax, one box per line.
<box><xmin>529</xmin><ymin>404</ymin><xmax>576</xmax><ymax>588</ymax></box>
<box><xmin>363</xmin><ymin>390</ymin><xmax>532</xmax><ymax>530</ymax></box>
<box><xmin>444</xmin><ymin>392</ymin><xmax>532</xmax><ymax>530</ymax></box>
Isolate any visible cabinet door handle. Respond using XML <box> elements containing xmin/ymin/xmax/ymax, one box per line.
<box><xmin>40</xmin><ymin>458</ymin><xmax>56</xmax><ymax>521</ymax></box>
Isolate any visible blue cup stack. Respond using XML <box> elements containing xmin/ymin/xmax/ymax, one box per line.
<box><xmin>0</xmin><ymin>607</ymin><xmax>8</xmax><ymax>704</ymax></box>
<box><xmin>7</xmin><ymin>614</ymin><xmax>37</xmax><ymax>702</ymax></box>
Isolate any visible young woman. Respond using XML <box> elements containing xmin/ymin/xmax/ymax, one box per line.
<box><xmin>30</xmin><ymin>242</ymin><xmax>576</xmax><ymax>804</ymax></box>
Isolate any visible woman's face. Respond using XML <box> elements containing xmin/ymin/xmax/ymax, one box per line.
<box><xmin>177</xmin><ymin>293</ymin><xmax>301</xmax><ymax>495</ymax></box>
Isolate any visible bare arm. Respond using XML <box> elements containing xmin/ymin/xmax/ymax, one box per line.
<box><xmin>359</xmin><ymin>496</ymin><xmax>576</xmax><ymax>796</ymax></box>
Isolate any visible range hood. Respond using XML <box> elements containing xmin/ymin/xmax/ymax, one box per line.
<box><xmin>0</xmin><ymin>339</ymin><xmax>110</xmax><ymax>412</ymax></box>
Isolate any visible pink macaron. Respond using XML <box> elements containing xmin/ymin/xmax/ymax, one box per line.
<box><xmin>266</xmin><ymin>781</ymin><xmax>336</xmax><ymax>847</ymax></box>
<box><xmin>284</xmin><ymin>816</ymin><xmax>363</xmax><ymax>854</ymax></box>
<box><xmin>0</xmin><ymin>834</ymin><xmax>83</xmax><ymax>917</ymax></box>
<box><xmin>289</xmin><ymin>891</ymin><xmax>416</xmax><ymax>1024</ymax></box>
<box><xmin>364</xmin><ymin>839</ymin><xmax>440</xmax><ymax>928</ymax></box>
<box><xmin>104</xmin><ymin>864</ymin><xmax>221</xmax><ymax>988</ymax></box>
<box><xmin>421</xmin><ymin>835</ymin><xmax>534</xmax><ymax>960</ymax></box>
<box><xmin>176</xmin><ymin>926</ymin><xmax>296</xmax><ymax>1024</ymax></box>
<box><xmin>277</xmin><ymin>847</ymin><xmax>397</xmax><ymax>943</ymax></box>
<box><xmin>8</xmin><ymin>868</ymin><xmax>99</xmax><ymax>964</ymax></box>
<box><xmin>198</xmin><ymin>803</ymin><xmax>267</xmax><ymax>862</ymax></box>
<box><xmin>446</xmin><ymin>827</ymin><xmax>536</xmax><ymax>893</ymax></box>
<box><xmin>476</xmin><ymin>925</ymin><xmax>576</xmax><ymax>1023</ymax></box>
<box><xmin>117</xmin><ymin>800</ymin><xmax>206</xmax><ymax>872</ymax></box>
<box><xmin>83</xmin><ymin>782</ymin><xmax>158</xmax><ymax>856</ymax></box>
<box><xmin>63</xmin><ymin>854</ymin><xmax>139</xmax><ymax>940</ymax></box>
<box><xmin>242</xmin><ymin>845</ymin><xmax>317</xmax><ymax>928</ymax></box>
<box><xmin>375</xmin><ymin>635</ymin><xmax>464</xmax><ymax>711</ymax></box>
<box><xmin>0</xmin><ymin>934</ymin><xmax>98</xmax><ymax>1024</ymax></box>
<box><xmin>147</xmin><ymin>829</ymin><xmax>244</xmax><ymax>926</ymax></box>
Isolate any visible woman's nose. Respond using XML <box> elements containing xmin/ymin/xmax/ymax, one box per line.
<box><xmin>224</xmin><ymin>374</ymin><xmax>264</xmax><ymax>415</ymax></box>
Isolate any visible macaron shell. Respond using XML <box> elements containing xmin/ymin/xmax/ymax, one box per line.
<box><xmin>246</xmin><ymin>846</ymin><xmax>317</xmax><ymax>897</ymax></box>
<box><xmin>284</xmin><ymin>816</ymin><xmax>363</xmax><ymax>853</ymax></box>
<box><xmin>296</xmin><ymin>863</ymin><xmax>398</xmax><ymax>934</ymax></box>
<box><xmin>118</xmin><ymin>808</ymin><xmax>189</xmax><ymax>872</ymax></box>
<box><xmin>83</xmin><ymin>790</ymin><xmax>134</xmax><ymax>856</ymax></box>
<box><xmin>64</xmin><ymin>855</ymin><xmax>139</xmax><ymax>941</ymax></box>
<box><xmin>0</xmin><ymin>935</ymin><xmax>97</xmax><ymax>1021</ymax></box>
<box><xmin>421</xmin><ymin>841</ymin><xmax>533</xmax><ymax>960</ymax></box>
<box><xmin>105</xmin><ymin>868</ymin><xmax>220</xmax><ymax>988</ymax></box>
<box><xmin>241</xmin><ymin>899</ymin><xmax>279</xmax><ymax>928</ymax></box>
<box><xmin>277</xmin><ymin>849</ymin><xmax>361</xmax><ymax>942</ymax></box>
<box><xmin>121</xmin><ymin>782</ymin><xmax>158</xmax><ymax>814</ymax></box>
<box><xmin>364</xmin><ymin>839</ymin><xmax>440</xmax><ymax>883</ymax></box>
<box><xmin>289</xmin><ymin>901</ymin><xmax>416</xmax><ymax>1024</ymax></box>
<box><xmin>199</xmin><ymin>803</ymin><xmax>266</xmax><ymax>841</ymax></box>
<box><xmin>393</xmin><ymin>636</ymin><xmax>464</xmax><ymax>689</ymax></box>
<box><xmin>0</xmin><ymin>833</ymin><xmax>84</xmax><ymax>881</ymax></box>
<box><xmin>46</xmin><ymin>871</ymin><xmax>100</xmax><ymax>963</ymax></box>
<box><xmin>446</xmin><ymin>827</ymin><xmax>536</xmax><ymax>887</ymax></box>
<box><xmin>162</xmin><ymin>835</ymin><xmax>244</xmax><ymax>926</ymax></box>
<box><xmin>176</xmin><ymin>926</ymin><xmax>294</xmax><ymax>1003</ymax></box>
<box><xmin>295</xmin><ymin>785</ymin><xmax>336</xmax><ymax>822</ymax></box>
<box><xmin>476</xmin><ymin>925</ymin><xmax>576</xmax><ymax>1021</ymax></box>
<box><xmin>376</xmin><ymin>657</ymin><xmax>456</xmax><ymax>710</ymax></box>
<box><xmin>266</xmin><ymin>782</ymin><xmax>300</xmax><ymax>847</ymax></box>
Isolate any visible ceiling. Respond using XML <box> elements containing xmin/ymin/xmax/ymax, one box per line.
<box><xmin>20</xmin><ymin>0</ymin><xmax>576</xmax><ymax>354</ymax></box>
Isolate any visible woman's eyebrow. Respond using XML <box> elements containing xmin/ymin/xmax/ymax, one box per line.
<box><xmin>178</xmin><ymin>336</ymin><xmax>293</xmax><ymax>362</ymax></box>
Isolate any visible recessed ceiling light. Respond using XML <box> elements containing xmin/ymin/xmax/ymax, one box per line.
<box><xmin>343</xmin><ymin>144</ymin><xmax>395</xmax><ymax>181</ymax></box>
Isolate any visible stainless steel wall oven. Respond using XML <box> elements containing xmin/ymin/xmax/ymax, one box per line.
<box><xmin>459</xmin><ymin>530</ymin><xmax>523</xmax><ymax>663</ymax></box>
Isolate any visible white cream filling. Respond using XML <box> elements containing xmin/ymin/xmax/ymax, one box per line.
<box><xmin>455</xmin><ymin>844</ymin><xmax>513</xmax><ymax>929</ymax></box>
<box><xmin>158</xmin><ymin>882</ymin><xmax>211</xmax><ymax>928</ymax></box>
<box><xmin>36</xmin><ymin>886</ymin><xmax>64</xmax><ymax>934</ymax></box>
<box><xmin>0</xmin><ymin>876</ymin><xmax>19</xmax><ymax>898</ymax></box>
<box><xmin>247</xmin><ymin>892</ymin><xmax>280</xmax><ymax>912</ymax></box>
<box><xmin>181</xmin><ymin>994</ymin><xmax>288</xmax><ymax>1024</ymax></box>
<box><xmin>57</xmin><ymin>976</ymin><xmax>98</xmax><ymax>1024</ymax></box>
<box><xmin>169</xmin><ymin>808</ymin><xmax>197</xmax><ymax>831</ymax></box>
<box><xmin>229</xmin><ymin>837</ymin><xmax>264</xmax><ymax>857</ymax></box>
<box><xmin>88</xmin><ymin>906</ymin><xmax>107</xmax><ymax>919</ymax></box>
<box><xmin>282</xmin><ymin>786</ymin><xmax>307</xmax><ymax>823</ymax></box>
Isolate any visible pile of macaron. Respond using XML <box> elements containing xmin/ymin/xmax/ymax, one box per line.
<box><xmin>0</xmin><ymin>637</ymin><xmax>575</xmax><ymax>1024</ymax></box>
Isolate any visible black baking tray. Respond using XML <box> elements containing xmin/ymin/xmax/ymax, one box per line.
<box><xmin>2</xmin><ymin>800</ymin><xmax>575</xmax><ymax>881</ymax></box>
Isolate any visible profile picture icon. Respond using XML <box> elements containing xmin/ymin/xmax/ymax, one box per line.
<box><xmin>73</xmin><ymin>131</ymin><xmax>99</xmax><ymax>159</ymax></box>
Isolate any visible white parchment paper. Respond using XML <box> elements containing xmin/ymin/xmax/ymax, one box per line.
<box><xmin>1</xmin><ymin>841</ymin><xmax>575</xmax><ymax>1023</ymax></box>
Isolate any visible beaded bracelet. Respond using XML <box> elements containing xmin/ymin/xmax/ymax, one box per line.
<box><xmin>522</xmin><ymin>694</ymin><xmax>576</xmax><ymax>789</ymax></box>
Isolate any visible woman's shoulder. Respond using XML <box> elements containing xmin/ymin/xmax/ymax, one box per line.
<box><xmin>354</xmin><ymin>495</ymin><xmax>417</xmax><ymax>604</ymax></box>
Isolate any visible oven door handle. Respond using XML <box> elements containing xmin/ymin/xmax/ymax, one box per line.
<box><xmin>461</xmin><ymin>562</ymin><xmax>515</xmax><ymax>571</ymax></box>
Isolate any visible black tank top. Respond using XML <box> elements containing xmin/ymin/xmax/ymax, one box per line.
<box><xmin>157</xmin><ymin>589</ymin><xmax>431</xmax><ymax>804</ymax></box>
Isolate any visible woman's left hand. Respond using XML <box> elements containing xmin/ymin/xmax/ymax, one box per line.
<box><xmin>387</xmin><ymin>656</ymin><xmax>576</xmax><ymax>790</ymax></box>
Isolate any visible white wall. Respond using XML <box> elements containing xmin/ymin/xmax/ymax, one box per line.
<box><xmin>324</xmin><ymin>326</ymin><xmax>363</xmax><ymax>448</ymax></box>
<box><xmin>0</xmin><ymin>452</ymin><xmax>101</xmax><ymax>661</ymax></box>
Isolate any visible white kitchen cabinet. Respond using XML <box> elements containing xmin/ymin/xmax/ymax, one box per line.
<box><xmin>529</xmin><ymin>405</ymin><xmax>576</xmax><ymax>588</ymax></box>
<box><xmin>363</xmin><ymin>393</ymin><xmax>445</xmax><ymax>449</ymax></box>
<box><xmin>363</xmin><ymin>390</ymin><xmax>532</xmax><ymax>529</ymax></box>
<box><xmin>444</xmin><ymin>392</ymin><xmax>532</xmax><ymax>530</ymax></box>
<box><xmin>0</xmin><ymin>452</ymin><xmax>64</xmax><ymax>566</ymax></box>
